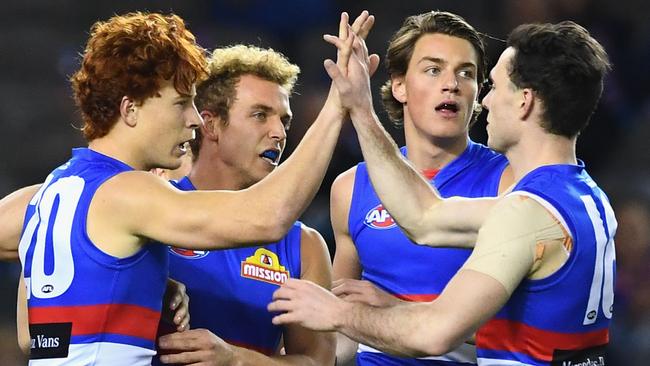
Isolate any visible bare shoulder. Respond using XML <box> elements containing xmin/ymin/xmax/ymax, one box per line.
<box><xmin>299</xmin><ymin>224</ymin><xmax>328</xmax><ymax>252</ymax></box>
<box><xmin>89</xmin><ymin>170</ymin><xmax>179</xmax><ymax>244</ymax></box>
<box><xmin>94</xmin><ymin>170</ymin><xmax>177</xmax><ymax>209</ymax></box>
<box><xmin>331</xmin><ymin>166</ymin><xmax>357</xmax><ymax>199</ymax></box>
<box><xmin>299</xmin><ymin>223</ymin><xmax>332</xmax><ymax>286</ymax></box>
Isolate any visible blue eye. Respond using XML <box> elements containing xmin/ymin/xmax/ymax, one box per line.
<box><xmin>425</xmin><ymin>67</ymin><xmax>441</xmax><ymax>76</ymax></box>
<box><xmin>459</xmin><ymin>70</ymin><xmax>475</xmax><ymax>79</ymax></box>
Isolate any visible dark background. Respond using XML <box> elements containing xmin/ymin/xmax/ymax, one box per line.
<box><xmin>1</xmin><ymin>0</ymin><xmax>649</xmax><ymax>364</ymax></box>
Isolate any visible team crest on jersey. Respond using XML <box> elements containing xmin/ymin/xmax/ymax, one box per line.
<box><xmin>169</xmin><ymin>247</ymin><xmax>209</xmax><ymax>259</ymax></box>
<box><xmin>241</xmin><ymin>248</ymin><xmax>290</xmax><ymax>286</ymax></box>
<box><xmin>364</xmin><ymin>204</ymin><xmax>396</xmax><ymax>229</ymax></box>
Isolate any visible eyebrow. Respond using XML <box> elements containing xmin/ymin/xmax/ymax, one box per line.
<box><xmin>174</xmin><ymin>95</ymin><xmax>194</xmax><ymax>102</ymax></box>
<box><xmin>417</xmin><ymin>56</ymin><xmax>477</xmax><ymax>70</ymax></box>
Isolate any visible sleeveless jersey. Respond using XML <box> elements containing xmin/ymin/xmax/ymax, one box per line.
<box><xmin>476</xmin><ymin>163</ymin><xmax>616</xmax><ymax>366</ymax></box>
<box><xmin>164</xmin><ymin>176</ymin><xmax>302</xmax><ymax>355</ymax></box>
<box><xmin>18</xmin><ymin>148</ymin><xmax>168</xmax><ymax>365</ymax></box>
<box><xmin>350</xmin><ymin>140</ymin><xmax>508</xmax><ymax>365</ymax></box>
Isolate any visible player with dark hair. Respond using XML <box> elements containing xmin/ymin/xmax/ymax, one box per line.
<box><xmin>331</xmin><ymin>11</ymin><xmax>511</xmax><ymax>365</ymax></box>
<box><xmin>271</xmin><ymin>20</ymin><xmax>615</xmax><ymax>366</ymax></box>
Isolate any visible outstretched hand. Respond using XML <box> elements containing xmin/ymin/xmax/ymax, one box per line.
<box><xmin>268</xmin><ymin>278</ymin><xmax>347</xmax><ymax>332</ymax></box>
<box><xmin>158</xmin><ymin>329</ymin><xmax>234</xmax><ymax>365</ymax></box>
<box><xmin>332</xmin><ymin>278</ymin><xmax>401</xmax><ymax>307</ymax></box>
<box><xmin>323</xmin><ymin>12</ymin><xmax>379</xmax><ymax>115</ymax></box>
<box><xmin>335</xmin><ymin>11</ymin><xmax>380</xmax><ymax>77</ymax></box>
<box><xmin>323</xmin><ymin>11</ymin><xmax>380</xmax><ymax>117</ymax></box>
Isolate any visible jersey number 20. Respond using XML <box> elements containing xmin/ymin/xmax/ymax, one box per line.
<box><xmin>19</xmin><ymin>176</ymin><xmax>85</xmax><ymax>299</ymax></box>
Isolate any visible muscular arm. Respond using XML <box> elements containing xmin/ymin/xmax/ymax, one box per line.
<box><xmin>0</xmin><ymin>184</ymin><xmax>40</xmax><ymax>259</ymax></box>
<box><xmin>331</xmin><ymin>168</ymin><xmax>361</xmax><ymax>281</ymax></box>
<box><xmin>330</xmin><ymin>169</ymin><xmax>362</xmax><ymax>364</ymax></box>
<box><xmin>270</xmin><ymin>195</ymin><xmax>567</xmax><ymax>357</ymax></box>
<box><xmin>90</xmin><ymin>91</ymin><xmax>345</xmax><ymax>254</ymax></box>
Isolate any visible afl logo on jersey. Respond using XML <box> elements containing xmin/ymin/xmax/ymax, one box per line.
<box><xmin>364</xmin><ymin>204</ymin><xmax>396</xmax><ymax>230</ymax></box>
<box><xmin>169</xmin><ymin>247</ymin><xmax>209</xmax><ymax>259</ymax></box>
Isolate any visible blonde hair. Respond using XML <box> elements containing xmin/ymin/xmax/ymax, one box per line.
<box><xmin>191</xmin><ymin>45</ymin><xmax>299</xmax><ymax>157</ymax></box>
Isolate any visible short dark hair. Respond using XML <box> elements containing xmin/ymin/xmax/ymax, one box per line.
<box><xmin>507</xmin><ymin>21</ymin><xmax>611</xmax><ymax>138</ymax></box>
<box><xmin>380</xmin><ymin>11</ymin><xmax>487</xmax><ymax>127</ymax></box>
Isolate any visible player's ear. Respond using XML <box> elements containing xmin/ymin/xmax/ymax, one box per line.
<box><xmin>519</xmin><ymin>88</ymin><xmax>535</xmax><ymax>120</ymax></box>
<box><xmin>119</xmin><ymin>96</ymin><xmax>138</xmax><ymax>127</ymax></box>
<box><xmin>200</xmin><ymin>110</ymin><xmax>220</xmax><ymax>143</ymax></box>
<box><xmin>391</xmin><ymin>76</ymin><xmax>407</xmax><ymax>104</ymax></box>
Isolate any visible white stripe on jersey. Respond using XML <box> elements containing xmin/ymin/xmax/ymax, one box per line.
<box><xmin>29</xmin><ymin>342</ymin><xmax>156</xmax><ymax>366</ymax></box>
<box><xmin>477</xmin><ymin>358</ymin><xmax>536</xmax><ymax>366</ymax></box>
<box><xmin>358</xmin><ymin>342</ymin><xmax>476</xmax><ymax>363</ymax></box>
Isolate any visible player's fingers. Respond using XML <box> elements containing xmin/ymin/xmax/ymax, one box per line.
<box><xmin>159</xmin><ymin>350</ymin><xmax>205</xmax><ymax>364</ymax></box>
<box><xmin>170</xmin><ymin>292</ymin><xmax>183</xmax><ymax>310</ymax></box>
<box><xmin>267</xmin><ymin>298</ymin><xmax>295</xmax><ymax>313</ymax></box>
<box><xmin>323</xmin><ymin>59</ymin><xmax>342</xmax><ymax>82</ymax></box>
<box><xmin>369</xmin><ymin>54</ymin><xmax>381</xmax><ymax>77</ymax></box>
<box><xmin>357</xmin><ymin>14</ymin><xmax>375</xmax><ymax>40</ymax></box>
<box><xmin>338</xmin><ymin>12</ymin><xmax>349</xmax><ymax>39</ymax></box>
<box><xmin>339</xmin><ymin>293</ymin><xmax>371</xmax><ymax>304</ymax></box>
<box><xmin>158</xmin><ymin>332</ymin><xmax>200</xmax><ymax>351</ymax></box>
<box><xmin>271</xmin><ymin>311</ymin><xmax>298</xmax><ymax>326</ymax></box>
<box><xmin>350</xmin><ymin>10</ymin><xmax>369</xmax><ymax>36</ymax></box>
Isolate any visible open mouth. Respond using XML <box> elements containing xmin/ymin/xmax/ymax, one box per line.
<box><xmin>178</xmin><ymin>142</ymin><xmax>190</xmax><ymax>154</ymax></box>
<box><xmin>435</xmin><ymin>101</ymin><xmax>459</xmax><ymax>113</ymax></box>
<box><xmin>260</xmin><ymin>149</ymin><xmax>281</xmax><ymax>165</ymax></box>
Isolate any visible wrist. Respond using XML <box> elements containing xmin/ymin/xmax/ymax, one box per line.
<box><xmin>349</xmin><ymin>104</ymin><xmax>376</xmax><ymax>125</ymax></box>
<box><xmin>333</xmin><ymin>299</ymin><xmax>355</xmax><ymax>332</ymax></box>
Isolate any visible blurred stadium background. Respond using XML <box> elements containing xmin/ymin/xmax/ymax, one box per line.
<box><xmin>1</xmin><ymin>0</ymin><xmax>648</xmax><ymax>364</ymax></box>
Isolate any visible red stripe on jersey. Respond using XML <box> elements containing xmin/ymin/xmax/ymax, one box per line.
<box><xmin>29</xmin><ymin>304</ymin><xmax>161</xmax><ymax>341</ymax></box>
<box><xmin>477</xmin><ymin>318</ymin><xmax>609</xmax><ymax>361</ymax></box>
<box><xmin>395</xmin><ymin>294</ymin><xmax>439</xmax><ymax>302</ymax></box>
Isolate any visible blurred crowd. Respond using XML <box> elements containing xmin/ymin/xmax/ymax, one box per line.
<box><xmin>1</xmin><ymin>0</ymin><xmax>648</xmax><ymax>364</ymax></box>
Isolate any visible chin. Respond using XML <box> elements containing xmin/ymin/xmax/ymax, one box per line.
<box><xmin>487</xmin><ymin>138</ymin><xmax>506</xmax><ymax>154</ymax></box>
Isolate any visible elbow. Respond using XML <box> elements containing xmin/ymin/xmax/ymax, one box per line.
<box><xmin>18</xmin><ymin>334</ymin><xmax>31</xmax><ymax>355</ymax></box>
<box><xmin>410</xmin><ymin>320</ymin><xmax>466</xmax><ymax>357</ymax></box>
<box><xmin>403</xmin><ymin>222</ymin><xmax>439</xmax><ymax>247</ymax></box>
<box><xmin>405</xmin><ymin>336</ymin><xmax>456</xmax><ymax>358</ymax></box>
<box><xmin>254</xmin><ymin>219</ymin><xmax>293</xmax><ymax>244</ymax></box>
<box><xmin>420</xmin><ymin>338</ymin><xmax>456</xmax><ymax>357</ymax></box>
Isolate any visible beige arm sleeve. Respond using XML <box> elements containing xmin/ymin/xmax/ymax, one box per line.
<box><xmin>463</xmin><ymin>194</ymin><xmax>570</xmax><ymax>295</ymax></box>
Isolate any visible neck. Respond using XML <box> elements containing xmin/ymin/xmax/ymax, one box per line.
<box><xmin>506</xmin><ymin>130</ymin><xmax>577</xmax><ymax>181</ymax></box>
<box><xmin>403</xmin><ymin>119</ymin><xmax>469</xmax><ymax>171</ymax></box>
<box><xmin>188</xmin><ymin>151</ymin><xmax>249</xmax><ymax>191</ymax></box>
<box><xmin>88</xmin><ymin>136</ymin><xmax>144</xmax><ymax>170</ymax></box>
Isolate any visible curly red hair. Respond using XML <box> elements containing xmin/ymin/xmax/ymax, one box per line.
<box><xmin>70</xmin><ymin>12</ymin><xmax>208</xmax><ymax>141</ymax></box>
